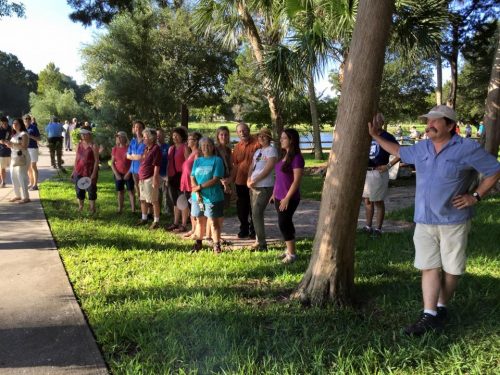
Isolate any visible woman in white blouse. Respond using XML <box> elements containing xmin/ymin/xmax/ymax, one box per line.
<box><xmin>6</xmin><ymin>118</ymin><xmax>31</xmax><ymax>203</ymax></box>
<box><xmin>247</xmin><ymin>128</ymin><xmax>277</xmax><ymax>251</ymax></box>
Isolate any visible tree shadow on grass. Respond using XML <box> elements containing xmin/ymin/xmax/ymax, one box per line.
<box><xmin>86</xmin><ymin>269</ymin><xmax>500</xmax><ymax>374</ymax></box>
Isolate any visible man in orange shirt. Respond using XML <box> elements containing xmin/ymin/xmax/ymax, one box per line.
<box><xmin>232</xmin><ymin>122</ymin><xmax>261</xmax><ymax>238</ymax></box>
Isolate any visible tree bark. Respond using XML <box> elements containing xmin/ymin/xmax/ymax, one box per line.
<box><xmin>436</xmin><ymin>53</ymin><xmax>443</xmax><ymax>105</ymax></box>
<box><xmin>337</xmin><ymin>48</ymin><xmax>350</xmax><ymax>90</ymax></box>
<box><xmin>237</xmin><ymin>2</ymin><xmax>284</xmax><ymax>136</ymax></box>
<box><xmin>483</xmin><ymin>28</ymin><xmax>500</xmax><ymax>157</ymax></box>
<box><xmin>292</xmin><ymin>0</ymin><xmax>395</xmax><ymax>307</ymax></box>
<box><xmin>307</xmin><ymin>69</ymin><xmax>323</xmax><ymax>160</ymax></box>
<box><xmin>446</xmin><ymin>22</ymin><xmax>460</xmax><ymax>109</ymax></box>
<box><xmin>180</xmin><ymin>103</ymin><xmax>189</xmax><ymax>128</ymax></box>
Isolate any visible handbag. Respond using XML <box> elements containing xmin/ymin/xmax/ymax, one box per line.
<box><xmin>12</xmin><ymin>150</ymin><xmax>27</xmax><ymax>167</ymax></box>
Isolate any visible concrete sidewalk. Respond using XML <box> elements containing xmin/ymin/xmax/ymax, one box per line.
<box><xmin>0</xmin><ymin>146</ymin><xmax>107</xmax><ymax>374</ymax></box>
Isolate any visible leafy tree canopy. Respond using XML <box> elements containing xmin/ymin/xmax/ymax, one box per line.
<box><xmin>0</xmin><ymin>50</ymin><xmax>37</xmax><ymax>116</ymax></box>
<box><xmin>456</xmin><ymin>20</ymin><xmax>499</xmax><ymax>124</ymax></box>
<box><xmin>29</xmin><ymin>87</ymin><xmax>87</xmax><ymax>128</ymax></box>
<box><xmin>379</xmin><ymin>54</ymin><xmax>435</xmax><ymax>122</ymax></box>
<box><xmin>66</xmin><ymin>0</ymin><xmax>183</xmax><ymax>26</ymax></box>
<box><xmin>81</xmin><ymin>5</ymin><xmax>235</xmax><ymax>129</ymax></box>
<box><xmin>0</xmin><ymin>0</ymin><xmax>24</xmax><ymax>18</ymax></box>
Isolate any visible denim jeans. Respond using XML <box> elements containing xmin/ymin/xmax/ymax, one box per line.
<box><xmin>250</xmin><ymin>186</ymin><xmax>273</xmax><ymax>246</ymax></box>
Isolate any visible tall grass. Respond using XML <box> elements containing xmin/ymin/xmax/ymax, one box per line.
<box><xmin>41</xmin><ymin>170</ymin><xmax>500</xmax><ymax>374</ymax></box>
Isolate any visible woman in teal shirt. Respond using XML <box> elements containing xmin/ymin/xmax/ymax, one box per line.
<box><xmin>190</xmin><ymin>137</ymin><xmax>225</xmax><ymax>254</ymax></box>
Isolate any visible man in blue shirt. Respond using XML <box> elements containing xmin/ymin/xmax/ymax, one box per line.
<box><xmin>368</xmin><ymin>105</ymin><xmax>500</xmax><ymax>336</ymax></box>
<box><xmin>127</xmin><ymin>120</ymin><xmax>146</xmax><ymax>200</ymax></box>
<box><xmin>24</xmin><ymin>115</ymin><xmax>41</xmax><ymax>190</ymax></box>
<box><xmin>45</xmin><ymin>116</ymin><xmax>64</xmax><ymax>171</ymax></box>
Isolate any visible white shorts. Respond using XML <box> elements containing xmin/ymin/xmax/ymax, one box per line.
<box><xmin>0</xmin><ymin>157</ymin><xmax>10</xmax><ymax>169</ymax></box>
<box><xmin>139</xmin><ymin>177</ymin><xmax>159</xmax><ymax>204</ymax></box>
<box><xmin>362</xmin><ymin>170</ymin><xmax>389</xmax><ymax>201</ymax></box>
<box><xmin>28</xmin><ymin>148</ymin><xmax>39</xmax><ymax>163</ymax></box>
<box><xmin>413</xmin><ymin>221</ymin><xmax>471</xmax><ymax>275</ymax></box>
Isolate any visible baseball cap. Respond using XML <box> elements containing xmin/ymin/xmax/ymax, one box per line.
<box><xmin>419</xmin><ymin>105</ymin><xmax>457</xmax><ymax>122</ymax></box>
<box><xmin>79</xmin><ymin>128</ymin><xmax>92</xmax><ymax>134</ymax></box>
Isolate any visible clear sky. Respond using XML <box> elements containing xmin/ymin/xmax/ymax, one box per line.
<box><xmin>0</xmin><ymin>0</ymin><xmax>98</xmax><ymax>84</ymax></box>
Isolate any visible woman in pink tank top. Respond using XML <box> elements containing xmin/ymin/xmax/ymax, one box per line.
<box><xmin>72</xmin><ymin>127</ymin><xmax>99</xmax><ymax>213</ymax></box>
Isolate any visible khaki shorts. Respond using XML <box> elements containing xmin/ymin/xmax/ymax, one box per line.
<box><xmin>0</xmin><ymin>157</ymin><xmax>10</xmax><ymax>169</ymax></box>
<box><xmin>413</xmin><ymin>221</ymin><xmax>471</xmax><ymax>275</ymax></box>
<box><xmin>28</xmin><ymin>148</ymin><xmax>39</xmax><ymax>163</ymax></box>
<box><xmin>139</xmin><ymin>177</ymin><xmax>159</xmax><ymax>204</ymax></box>
<box><xmin>362</xmin><ymin>170</ymin><xmax>389</xmax><ymax>201</ymax></box>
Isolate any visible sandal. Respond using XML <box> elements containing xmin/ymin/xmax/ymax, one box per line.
<box><xmin>9</xmin><ymin>197</ymin><xmax>21</xmax><ymax>202</ymax></box>
<box><xmin>17</xmin><ymin>199</ymin><xmax>31</xmax><ymax>204</ymax></box>
<box><xmin>213</xmin><ymin>242</ymin><xmax>222</xmax><ymax>254</ymax></box>
<box><xmin>282</xmin><ymin>254</ymin><xmax>297</xmax><ymax>264</ymax></box>
<box><xmin>173</xmin><ymin>225</ymin><xmax>188</xmax><ymax>233</ymax></box>
<box><xmin>167</xmin><ymin>224</ymin><xmax>179</xmax><ymax>231</ymax></box>
<box><xmin>183</xmin><ymin>230</ymin><xmax>194</xmax><ymax>238</ymax></box>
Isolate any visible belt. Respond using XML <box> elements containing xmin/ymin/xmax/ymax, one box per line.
<box><xmin>367</xmin><ymin>166</ymin><xmax>386</xmax><ymax>171</ymax></box>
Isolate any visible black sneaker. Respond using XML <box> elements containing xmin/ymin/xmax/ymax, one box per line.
<box><xmin>250</xmin><ymin>243</ymin><xmax>268</xmax><ymax>252</ymax></box>
<box><xmin>249</xmin><ymin>232</ymin><xmax>256</xmax><ymax>240</ymax></box>
<box><xmin>404</xmin><ymin>312</ymin><xmax>443</xmax><ymax>336</ymax></box>
<box><xmin>437</xmin><ymin>306</ymin><xmax>448</xmax><ymax>323</ymax></box>
<box><xmin>237</xmin><ymin>231</ymin><xmax>249</xmax><ymax>239</ymax></box>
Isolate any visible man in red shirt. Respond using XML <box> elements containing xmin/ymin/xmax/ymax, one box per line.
<box><xmin>232</xmin><ymin>122</ymin><xmax>260</xmax><ymax>238</ymax></box>
<box><xmin>137</xmin><ymin>128</ymin><xmax>162</xmax><ymax>229</ymax></box>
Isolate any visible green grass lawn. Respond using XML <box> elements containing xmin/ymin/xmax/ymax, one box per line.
<box><xmin>41</xmin><ymin>170</ymin><xmax>500</xmax><ymax>374</ymax></box>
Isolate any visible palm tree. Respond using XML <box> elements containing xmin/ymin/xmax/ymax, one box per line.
<box><xmin>193</xmin><ymin>0</ymin><xmax>288</xmax><ymax>135</ymax></box>
<box><xmin>287</xmin><ymin>0</ymin><xmax>336</xmax><ymax>160</ymax></box>
<box><xmin>262</xmin><ymin>0</ymin><xmax>334</xmax><ymax>159</ymax></box>
<box><xmin>292</xmin><ymin>0</ymin><xmax>395</xmax><ymax>306</ymax></box>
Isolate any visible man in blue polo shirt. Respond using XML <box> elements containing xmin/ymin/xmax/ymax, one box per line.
<box><xmin>45</xmin><ymin>116</ymin><xmax>65</xmax><ymax>171</ymax></box>
<box><xmin>368</xmin><ymin>105</ymin><xmax>500</xmax><ymax>336</ymax></box>
<box><xmin>127</xmin><ymin>120</ymin><xmax>146</xmax><ymax>200</ymax></box>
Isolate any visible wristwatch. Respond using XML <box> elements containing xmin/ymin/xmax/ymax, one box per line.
<box><xmin>386</xmin><ymin>163</ymin><xmax>392</xmax><ymax>169</ymax></box>
<box><xmin>472</xmin><ymin>192</ymin><xmax>481</xmax><ymax>202</ymax></box>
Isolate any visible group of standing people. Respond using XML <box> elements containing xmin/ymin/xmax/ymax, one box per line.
<box><xmin>101</xmin><ymin>121</ymin><xmax>304</xmax><ymax>262</ymax></box>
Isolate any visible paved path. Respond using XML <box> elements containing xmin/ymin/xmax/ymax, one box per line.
<box><xmin>0</xmin><ymin>146</ymin><xmax>107</xmax><ymax>375</ymax></box>
<box><xmin>217</xmin><ymin>184</ymin><xmax>415</xmax><ymax>248</ymax></box>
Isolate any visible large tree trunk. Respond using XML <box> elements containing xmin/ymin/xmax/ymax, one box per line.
<box><xmin>292</xmin><ymin>0</ymin><xmax>395</xmax><ymax>307</ymax></box>
<box><xmin>237</xmin><ymin>2</ymin><xmax>284</xmax><ymax>136</ymax></box>
<box><xmin>436</xmin><ymin>53</ymin><xmax>443</xmax><ymax>105</ymax></box>
<box><xmin>180</xmin><ymin>103</ymin><xmax>189</xmax><ymax>128</ymax></box>
<box><xmin>483</xmin><ymin>28</ymin><xmax>500</xmax><ymax>157</ymax></box>
<box><xmin>307</xmin><ymin>70</ymin><xmax>323</xmax><ymax>160</ymax></box>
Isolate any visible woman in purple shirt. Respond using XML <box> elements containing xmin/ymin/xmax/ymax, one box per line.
<box><xmin>271</xmin><ymin>128</ymin><xmax>304</xmax><ymax>264</ymax></box>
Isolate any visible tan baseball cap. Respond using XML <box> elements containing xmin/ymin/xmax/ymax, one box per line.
<box><xmin>419</xmin><ymin>105</ymin><xmax>457</xmax><ymax>122</ymax></box>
